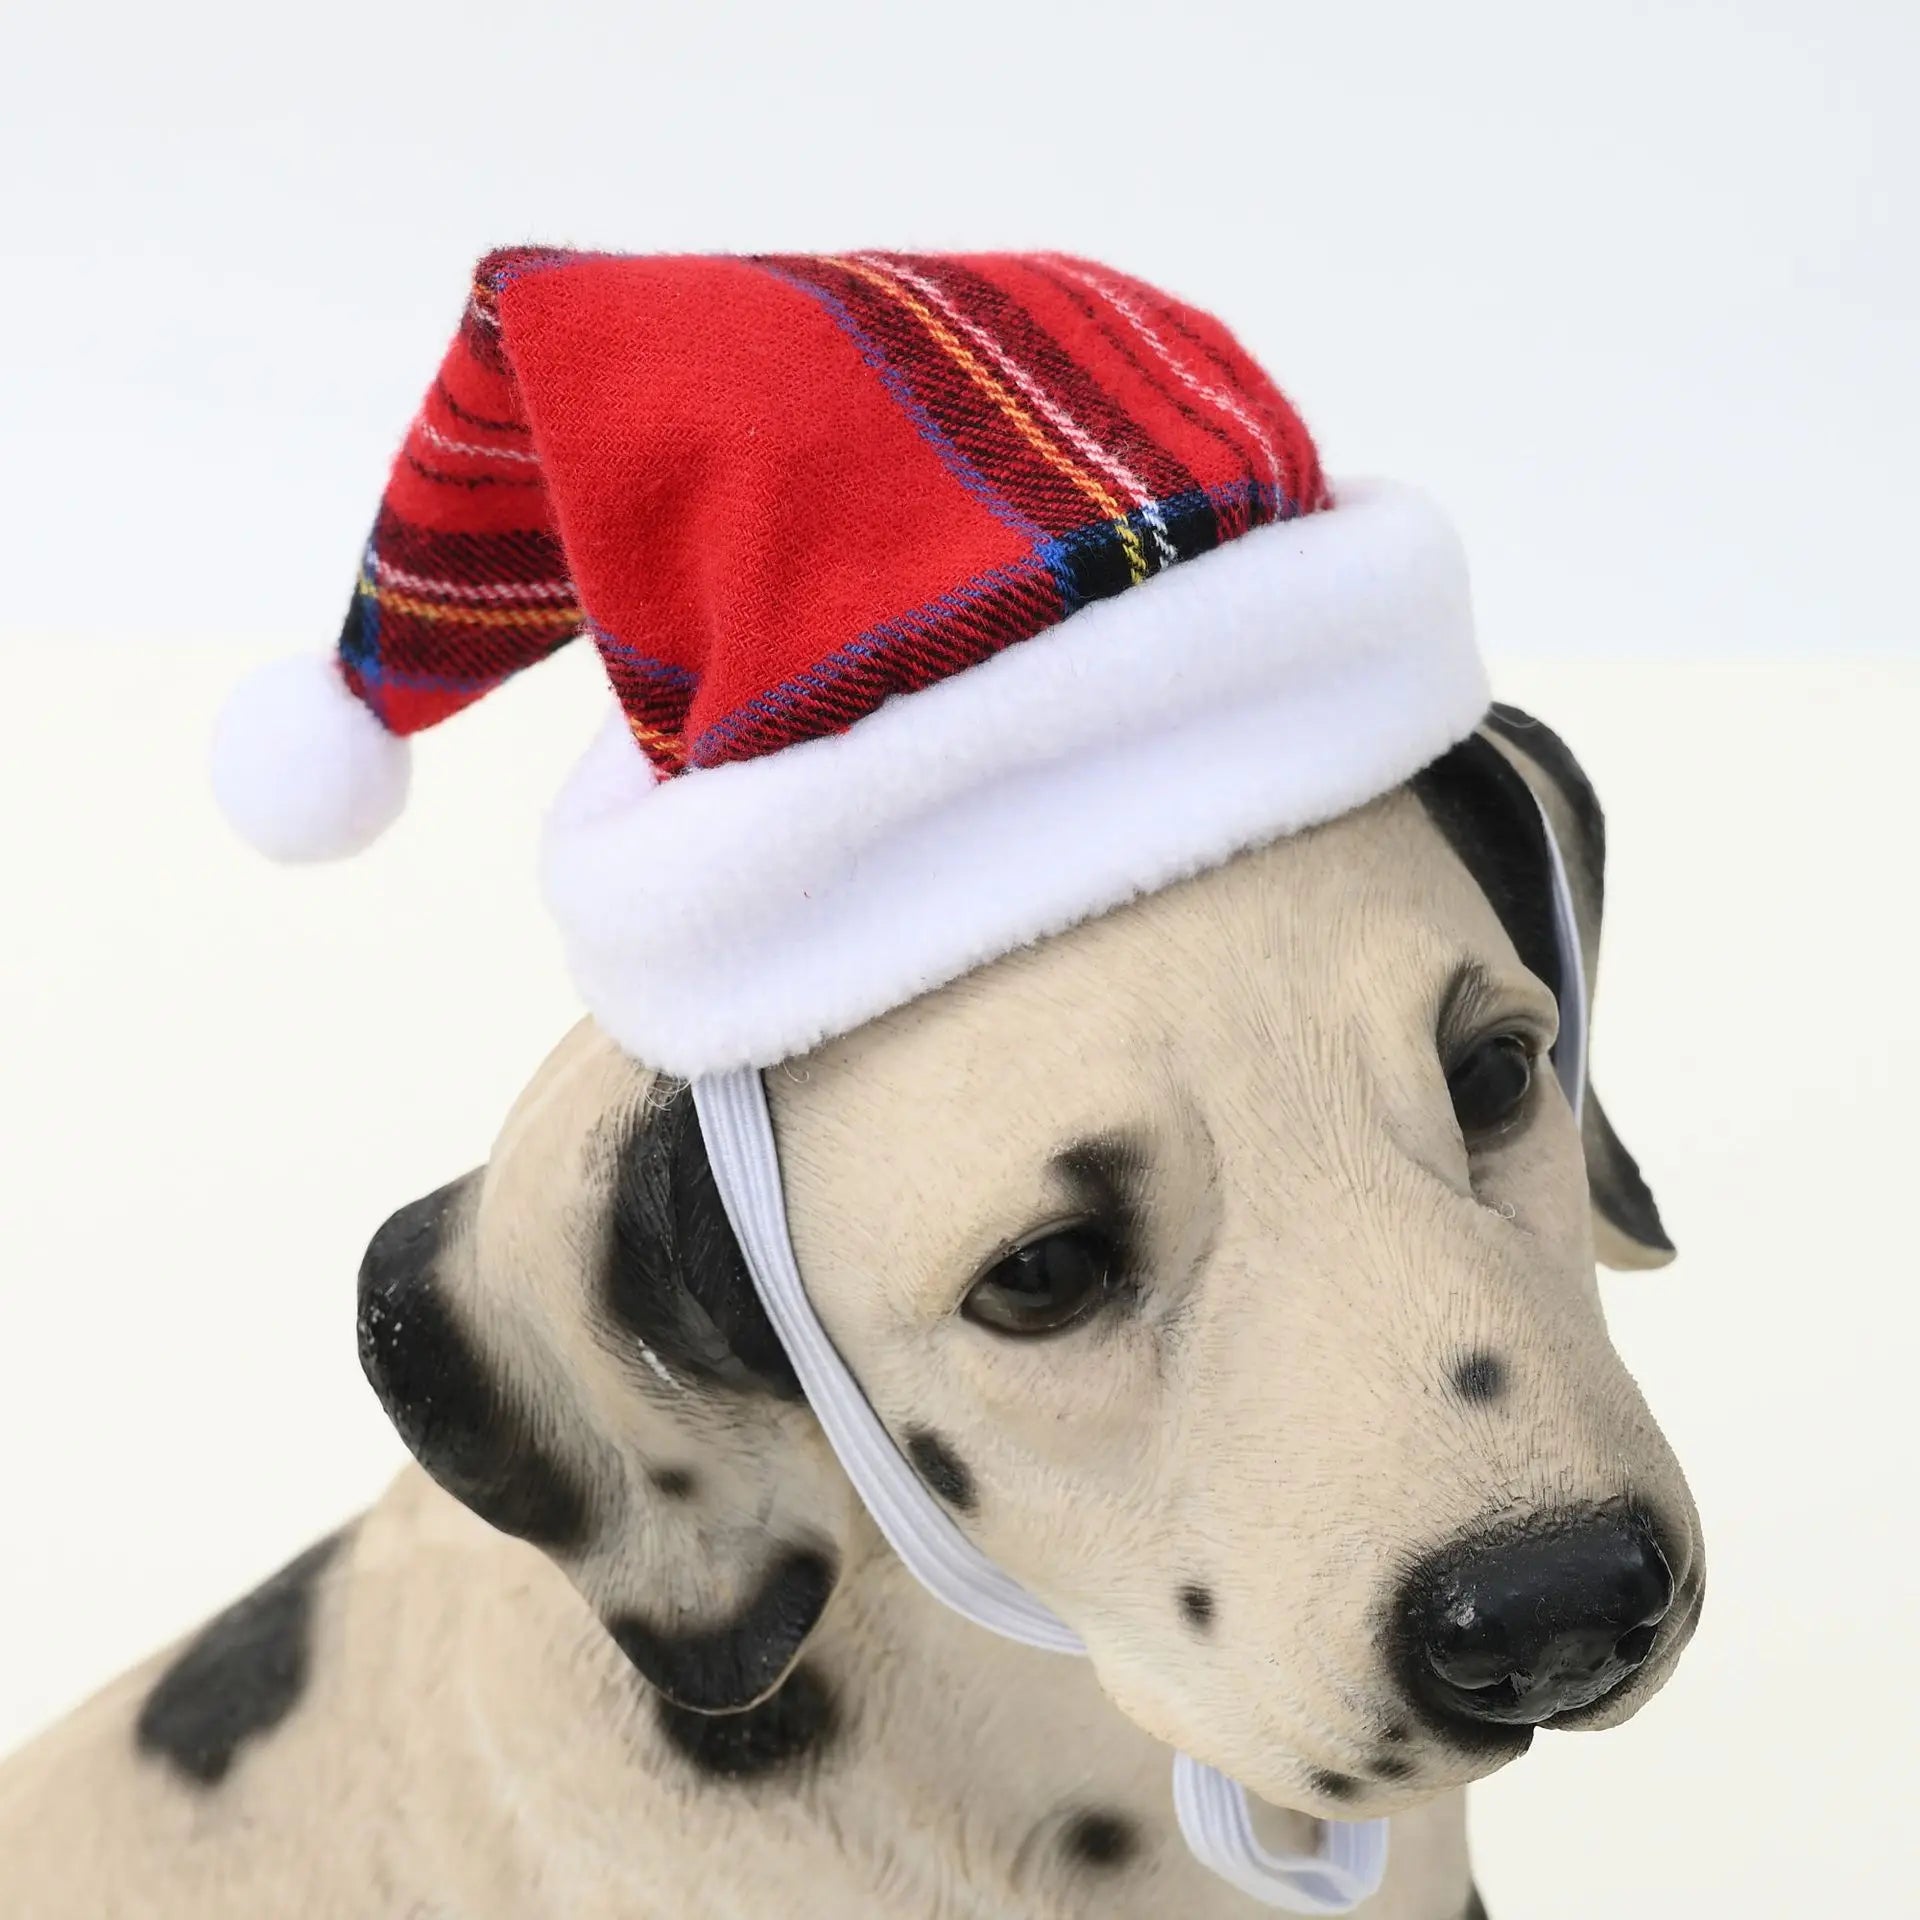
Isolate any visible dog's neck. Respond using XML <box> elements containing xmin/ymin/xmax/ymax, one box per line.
<box><xmin>358</xmin><ymin>1467</ymin><xmax>1468</xmax><ymax>1919</ymax></box>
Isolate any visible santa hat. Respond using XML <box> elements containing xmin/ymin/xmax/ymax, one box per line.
<box><xmin>212</xmin><ymin>247</ymin><xmax>1486</xmax><ymax>1075</ymax></box>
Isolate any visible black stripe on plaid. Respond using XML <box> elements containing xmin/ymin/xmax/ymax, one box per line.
<box><xmin>362</xmin><ymin>511</ymin><xmax>568</xmax><ymax>588</ymax></box>
<box><xmin>432</xmin><ymin>376</ymin><xmax>533</xmax><ymax>437</ymax></box>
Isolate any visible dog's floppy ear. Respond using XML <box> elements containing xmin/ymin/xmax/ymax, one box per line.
<box><xmin>357</xmin><ymin>1023</ymin><xmax>853</xmax><ymax>1716</ymax></box>
<box><xmin>1412</xmin><ymin>706</ymin><xmax>1675</xmax><ymax>1270</ymax></box>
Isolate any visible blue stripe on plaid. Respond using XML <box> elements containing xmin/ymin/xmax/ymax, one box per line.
<box><xmin>337</xmin><ymin>549</ymin><xmax>387</xmax><ymax>702</ymax></box>
<box><xmin>590</xmin><ymin>622</ymin><xmax>697</xmax><ymax>689</ymax></box>
<box><xmin>477</xmin><ymin>247</ymin><xmax>595</xmax><ymax>298</ymax></box>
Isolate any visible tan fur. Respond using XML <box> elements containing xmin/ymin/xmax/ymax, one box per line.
<box><xmin>0</xmin><ymin>779</ymin><xmax>1699</xmax><ymax>1918</ymax></box>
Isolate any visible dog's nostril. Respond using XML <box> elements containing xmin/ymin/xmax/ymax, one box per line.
<box><xmin>1404</xmin><ymin>1512</ymin><xmax>1673</xmax><ymax>1729</ymax></box>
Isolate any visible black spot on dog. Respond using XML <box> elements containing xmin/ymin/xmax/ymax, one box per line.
<box><xmin>905</xmin><ymin>1429</ymin><xmax>975</xmax><ymax>1512</ymax></box>
<box><xmin>1308</xmin><ymin>1768</ymin><xmax>1358</xmax><ymax>1802</ymax></box>
<box><xmin>1462</xmin><ymin>1885</ymin><xmax>1491</xmax><ymax>1920</ymax></box>
<box><xmin>1451</xmin><ymin>1351</ymin><xmax>1507</xmax><ymax>1402</ymax></box>
<box><xmin>656</xmin><ymin>1661</ymin><xmax>838</xmax><ymax>1781</ymax></box>
<box><xmin>136</xmin><ymin>1531</ymin><xmax>345</xmax><ymax>1787</ymax></box>
<box><xmin>1063</xmin><ymin>1809</ymin><xmax>1139</xmax><ymax>1867</ymax></box>
<box><xmin>609</xmin><ymin>1546</ymin><xmax>837</xmax><ymax>1712</ymax></box>
<box><xmin>602</xmin><ymin>1082</ymin><xmax>801</xmax><ymax>1399</ymax></box>
<box><xmin>1371</xmin><ymin>1752</ymin><xmax>1416</xmax><ymax>1782</ymax></box>
<box><xmin>648</xmin><ymin>1465</ymin><xmax>698</xmax><ymax>1501</ymax></box>
<box><xmin>1179</xmin><ymin>1583</ymin><xmax>1215</xmax><ymax>1629</ymax></box>
<box><xmin>358</xmin><ymin>1178</ymin><xmax>590</xmax><ymax>1549</ymax></box>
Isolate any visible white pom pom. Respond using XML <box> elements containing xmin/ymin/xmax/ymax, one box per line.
<box><xmin>211</xmin><ymin>654</ymin><xmax>411</xmax><ymax>862</ymax></box>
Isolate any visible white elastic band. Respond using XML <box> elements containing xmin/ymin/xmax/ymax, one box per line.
<box><xmin>691</xmin><ymin>1070</ymin><xmax>1387</xmax><ymax>1911</ymax></box>
<box><xmin>1173</xmin><ymin>1756</ymin><xmax>1390</xmax><ymax>1913</ymax></box>
<box><xmin>685</xmin><ymin>797</ymin><xmax>1587</xmax><ymax>1914</ymax></box>
<box><xmin>691</xmin><ymin>1068</ymin><xmax>1081</xmax><ymax>1653</ymax></box>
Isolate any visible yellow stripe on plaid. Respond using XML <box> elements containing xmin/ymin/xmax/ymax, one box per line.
<box><xmin>826</xmin><ymin>256</ymin><xmax>1149</xmax><ymax>588</ymax></box>
<box><xmin>625</xmin><ymin>714</ymin><xmax>688</xmax><ymax>770</ymax></box>
<box><xmin>357</xmin><ymin>577</ymin><xmax>583</xmax><ymax>628</ymax></box>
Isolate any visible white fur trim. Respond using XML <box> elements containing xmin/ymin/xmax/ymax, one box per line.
<box><xmin>211</xmin><ymin>653</ymin><xmax>411</xmax><ymax>862</ymax></box>
<box><xmin>543</xmin><ymin>479</ymin><xmax>1488</xmax><ymax>1075</ymax></box>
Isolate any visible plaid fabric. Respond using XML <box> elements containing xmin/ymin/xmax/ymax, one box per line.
<box><xmin>338</xmin><ymin>256</ymin><xmax>579</xmax><ymax>735</ymax></box>
<box><xmin>340</xmin><ymin>247</ymin><xmax>1326</xmax><ymax>776</ymax></box>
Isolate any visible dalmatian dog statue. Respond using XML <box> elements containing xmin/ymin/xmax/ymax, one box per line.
<box><xmin>0</xmin><ymin>710</ymin><xmax>1700</xmax><ymax>1917</ymax></box>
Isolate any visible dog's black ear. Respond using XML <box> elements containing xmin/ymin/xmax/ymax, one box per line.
<box><xmin>357</xmin><ymin>1173</ymin><xmax>597</xmax><ymax>1548</ymax></box>
<box><xmin>357</xmin><ymin>1034</ymin><xmax>850</xmax><ymax>1725</ymax></box>
<box><xmin>1412</xmin><ymin>707</ymin><xmax>1674</xmax><ymax>1270</ymax></box>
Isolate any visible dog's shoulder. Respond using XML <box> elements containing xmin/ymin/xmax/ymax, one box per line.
<box><xmin>0</xmin><ymin>1470</ymin><xmax>513</xmax><ymax>1917</ymax></box>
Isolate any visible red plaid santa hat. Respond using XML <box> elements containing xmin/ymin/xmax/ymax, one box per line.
<box><xmin>213</xmin><ymin>247</ymin><xmax>1486</xmax><ymax>1075</ymax></box>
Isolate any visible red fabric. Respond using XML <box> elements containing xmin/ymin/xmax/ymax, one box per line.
<box><xmin>340</xmin><ymin>248</ymin><xmax>1325</xmax><ymax>775</ymax></box>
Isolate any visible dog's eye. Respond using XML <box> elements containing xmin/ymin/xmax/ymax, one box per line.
<box><xmin>1448</xmin><ymin>1033</ymin><xmax>1534</xmax><ymax>1136</ymax></box>
<box><xmin>963</xmin><ymin>1225</ymin><xmax>1114</xmax><ymax>1336</ymax></box>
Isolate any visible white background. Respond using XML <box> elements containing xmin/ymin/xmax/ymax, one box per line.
<box><xmin>2</xmin><ymin>4</ymin><xmax>1915</xmax><ymax>1916</ymax></box>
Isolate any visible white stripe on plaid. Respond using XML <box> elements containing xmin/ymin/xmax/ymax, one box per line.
<box><xmin>370</xmin><ymin>557</ymin><xmax>576</xmax><ymax>603</ymax></box>
<box><xmin>1046</xmin><ymin>258</ymin><xmax>1286</xmax><ymax>502</ymax></box>
<box><xmin>412</xmin><ymin>417</ymin><xmax>543</xmax><ymax>465</ymax></box>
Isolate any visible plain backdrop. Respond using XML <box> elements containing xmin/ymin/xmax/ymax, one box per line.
<box><xmin>2</xmin><ymin>4</ymin><xmax>1915</xmax><ymax>1916</ymax></box>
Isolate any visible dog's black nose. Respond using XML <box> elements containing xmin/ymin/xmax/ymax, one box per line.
<box><xmin>1408</xmin><ymin>1515</ymin><xmax>1673</xmax><ymax>1727</ymax></box>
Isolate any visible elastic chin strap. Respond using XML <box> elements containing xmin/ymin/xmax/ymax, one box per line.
<box><xmin>687</xmin><ymin>802</ymin><xmax>1586</xmax><ymax>1915</ymax></box>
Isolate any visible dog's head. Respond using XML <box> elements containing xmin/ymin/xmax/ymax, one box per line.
<box><xmin>358</xmin><ymin>705</ymin><xmax>1700</xmax><ymax>1815</ymax></box>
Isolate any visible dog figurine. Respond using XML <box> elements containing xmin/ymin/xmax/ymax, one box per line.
<box><xmin>0</xmin><ymin>710</ymin><xmax>1700</xmax><ymax>1917</ymax></box>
